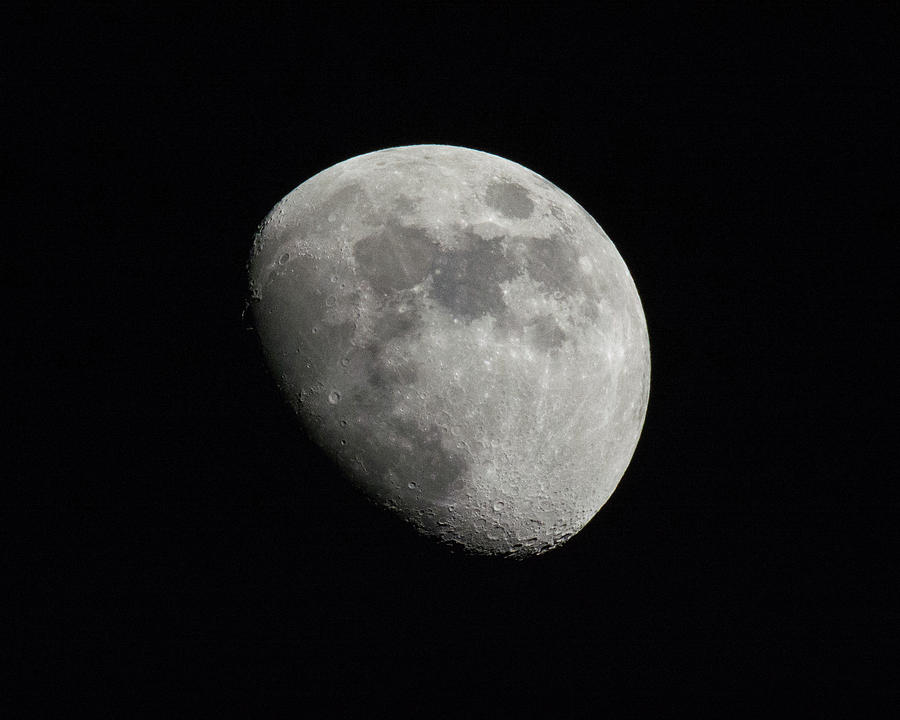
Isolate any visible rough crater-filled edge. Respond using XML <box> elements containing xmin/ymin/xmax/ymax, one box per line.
<box><xmin>248</xmin><ymin>144</ymin><xmax>650</xmax><ymax>557</ymax></box>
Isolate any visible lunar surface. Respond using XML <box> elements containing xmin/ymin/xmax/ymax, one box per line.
<box><xmin>248</xmin><ymin>145</ymin><xmax>649</xmax><ymax>557</ymax></box>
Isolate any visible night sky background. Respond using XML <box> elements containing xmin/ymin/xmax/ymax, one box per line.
<box><xmin>10</xmin><ymin>3</ymin><xmax>896</xmax><ymax>711</ymax></box>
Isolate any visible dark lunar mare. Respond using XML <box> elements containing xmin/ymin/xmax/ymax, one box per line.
<box><xmin>485</xmin><ymin>180</ymin><xmax>535</xmax><ymax>219</ymax></box>
<box><xmin>249</xmin><ymin>147</ymin><xmax>649</xmax><ymax>556</ymax></box>
<box><xmin>427</xmin><ymin>231</ymin><xmax>521</xmax><ymax>321</ymax></box>
<box><xmin>253</xmin><ymin>243</ymin><xmax>471</xmax><ymax>506</ymax></box>
<box><xmin>354</xmin><ymin>222</ymin><xmax>437</xmax><ymax>295</ymax></box>
<box><xmin>254</xmin><ymin>187</ymin><xmax>614</xmax><ymax>508</ymax></box>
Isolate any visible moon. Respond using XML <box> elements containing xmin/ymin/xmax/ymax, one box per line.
<box><xmin>248</xmin><ymin>145</ymin><xmax>650</xmax><ymax>557</ymax></box>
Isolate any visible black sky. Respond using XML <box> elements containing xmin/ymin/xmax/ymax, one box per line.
<box><xmin>9</xmin><ymin>3</ymin><xmax>897</xmax><ymax>711</ymax></box>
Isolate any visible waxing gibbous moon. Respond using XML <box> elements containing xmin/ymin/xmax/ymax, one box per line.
<box><xmin>248</xmin><ymin>145</ymin><xmax>649</xmax><ymax>557</ymax></box>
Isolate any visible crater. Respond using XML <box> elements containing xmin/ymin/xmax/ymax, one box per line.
<box><xmin>485</xmin><ymin>180</ymin><xmax>534</xmax><ymax>219</ymax></box>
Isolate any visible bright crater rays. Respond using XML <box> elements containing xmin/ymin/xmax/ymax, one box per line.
<box><xmin>249</xmin><ymin>144</ymin><xmax>650</xmax><ymax>557</ymax></box>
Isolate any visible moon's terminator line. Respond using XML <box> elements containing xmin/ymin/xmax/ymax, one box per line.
<box><xmin>249</xmin><ymin>145</ymin><xmax>650</xmax><ymax>557</ymax></box>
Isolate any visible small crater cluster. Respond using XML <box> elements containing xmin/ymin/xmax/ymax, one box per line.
<box><xmin>249</xmin><ymin>145</ymin><xmax>649</xmax><ymax>558</ymax></box>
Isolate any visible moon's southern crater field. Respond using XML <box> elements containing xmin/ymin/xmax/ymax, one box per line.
<box><xmin>248</xmin><ymin>145</ymin><xmax>650</xmax><ymax>557</ymax></box>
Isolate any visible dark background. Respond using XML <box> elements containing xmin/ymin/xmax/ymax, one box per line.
<box><xmin>9</xmin><ymin>2</ymin><xmax>896</xmax><ymax>711</ymax></box>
